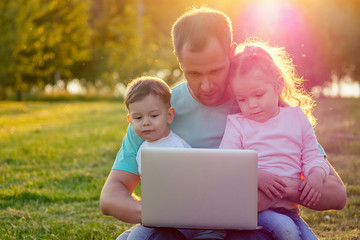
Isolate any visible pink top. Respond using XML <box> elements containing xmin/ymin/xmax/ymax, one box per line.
<box><xmin>219</xmin><ymin>106</ymin><xmax>329</xmax><ymax>179</ymax></box>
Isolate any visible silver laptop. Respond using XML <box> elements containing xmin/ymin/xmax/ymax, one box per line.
<box><xmin>141</xmin><ymin>147</ymin><xmax>258</xmax><ymax>230</ymax></box>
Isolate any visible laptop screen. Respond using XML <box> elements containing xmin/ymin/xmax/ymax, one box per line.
<box><xmin>141</xmin><ymin>148</ymin><xmax>258</xmax><ymax>230</ymax></box>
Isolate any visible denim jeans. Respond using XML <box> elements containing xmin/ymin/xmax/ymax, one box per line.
<box><xmin>116</xmin><ymin>225</ymin><xmax>197</xmax><ymax>240</ymax></box>
<box><xmin>258</xmin><ymin>208</ymin><xmax>318</xmax><ymax>240</ymax></box>
<box><xmin>117</xmin><ymin>224</ymin><xmax>273</xmax><ymax>240</ymax></box>
<box><xmin>193</xmin><ymin>229</ymin><xmax>273</xmax><ymax>240</ymax></box>
<box><xmin>224</xmin><ymin>229</ymin><xmax>274</xmax><ymax>240</ymax></box>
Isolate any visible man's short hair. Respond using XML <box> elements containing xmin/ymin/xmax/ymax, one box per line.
<box><xmin>171</xmin><ymin>6</ymin><xmax>233</xmax><ymax>60</ymax></box>
<box><xmin>125</xmin><ymin>76</ymin><xmax>172</xmax><ymax>110</ymax></box>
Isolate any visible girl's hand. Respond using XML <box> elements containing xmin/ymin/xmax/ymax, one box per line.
<box><xmin>258</xmin><ymin>170</ymin><xmax>287</xmax><ymax>200</ymax></box>
<box><xmin>299</xmin><ymin>167</ymin><xmax>326</xmax><ymax>206</ymax></box>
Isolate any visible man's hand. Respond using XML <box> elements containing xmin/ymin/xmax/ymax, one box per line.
<box><xmin>258</xmin><ymin>169</ymin><xmax>287</xmax><ymax>201</ymax></box>
<box><xmin>282</xmin><ymin>160</ymin><xmax>346</xmax><ymax>211</ymax></box>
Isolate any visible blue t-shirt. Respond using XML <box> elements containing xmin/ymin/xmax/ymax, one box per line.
<box><xmin>112</xmin><ymin>82</ymin><xmax>240</xmax><ymax>175</ymax></box>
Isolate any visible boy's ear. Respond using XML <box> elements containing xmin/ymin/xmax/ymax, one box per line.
<box><xmin>167</xmin><ymin>107</ymin><xmax>175</xmax><ymax>124</ymax></box>
<box><xmin>127</xmin><ymin>114</ymin><xmax>131</xmax><ymax>123</ymax></box>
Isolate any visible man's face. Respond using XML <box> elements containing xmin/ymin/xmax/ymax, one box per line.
<box><xmin>179</xmin><ymin>38</ymin><xmax>233</xmax><ymax>106</ymax></box>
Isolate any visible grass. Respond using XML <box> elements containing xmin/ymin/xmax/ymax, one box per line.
<box><xmin>301</xmin><ymin>98</ymin><xmax>360</xmax><ymax>240</ymax></box>
<box><xmin>0</xmin><ymin>98</ymin><xmax>359</xmax><ymax>239</ymax></box>
<box><xmin>0</xmin><ymin>101</ymin><xmax>134</xmax><ymax>239</ymax></box>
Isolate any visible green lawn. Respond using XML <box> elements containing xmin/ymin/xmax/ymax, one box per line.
<box><xmin>0</xmin><ymin>99</ymin><xmax>359</xmax><ymax>239</ymax></box>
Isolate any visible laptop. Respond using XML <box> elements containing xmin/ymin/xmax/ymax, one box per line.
<box><xmin>141</xmin><ymin>147</ymin><xmax>258</xmax><ymax>230</ymax></box>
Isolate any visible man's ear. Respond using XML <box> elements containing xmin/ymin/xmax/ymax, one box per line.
<box><xmin>173</xmin><ymin>50</ymin><xmax>183</xmax><ymax>70</ymax></box>
<box><xmin>167</xmin><ymin>107</ymin><xmax>175</xmax><ymax>124</ymax></box>
<box><xmin>127</xmin><ymin>114</ymin><xmax>131</xmax><ymax>123</ymax></box>
<box><xmin>178</xmin><ymin>60</ymin><xmax>183</xmax><ymax>71</ymax></box>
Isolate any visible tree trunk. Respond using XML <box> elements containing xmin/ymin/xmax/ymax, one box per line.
<box><xmin>16</xmin><ymin>90</ymin><xmax>22</xmax><ymax>101</ymax></box>
<box><xmin>15</xmin><ymin>73</ymin><xmax>23</xmax><ymax>101</ymax></box>
<box><xmin>0</xmin><ymin>83</ymin><xmax>6</xmax><ymax>100</ymax></box>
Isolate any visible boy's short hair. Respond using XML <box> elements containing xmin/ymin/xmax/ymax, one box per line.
<box><xmin>171</xmin><ymin>6</ymin><xmax>233</xmax><ymax>60</ymax></box>
<box><xmin>125</xmin><ymin>76</ymin><xmax>172</xmax><ymax>110</ymax></box>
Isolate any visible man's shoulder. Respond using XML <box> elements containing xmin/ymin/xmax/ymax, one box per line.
<box><xmin>171</xmin><ymin>81</ymin><xmax>187</xmax><ymax>93</ymax></box>
<box><xmin>170</xmin><ymin>82</ymin><xmax>198</xmax><ymax>109</ymax></box>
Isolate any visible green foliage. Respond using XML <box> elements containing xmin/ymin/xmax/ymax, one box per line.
<box><xmin>1</xmin><ymin>0</ymin><xmax>360</xmax><ymax>100</ymax></box>
<box><xmin>0</xmin><ymin>0</ymin><xmax>39</xmax><ymax>96</ymax></box>
<box><xmin>73</xmin><ymin>0</ymin><xmax>171</xmax><ymax>89</ymax></box>
<box><xmin>301</xmin><ymin>0</ymin><xmax>360</xmax><ymax>83</ymax></box>
<box><xmin>0</xmin><ymin>99</ymin><xmax>359</xmax><ymax>239</ymax></box>
<box><xmin>31</xmin><ymin>0</ymin><xmax>91</xmax><ymax>82</ymax></box>
<box><xmin>0</xmin><ymin>0</ymin><xmax>90</xmax><ymax>100</ymax></box>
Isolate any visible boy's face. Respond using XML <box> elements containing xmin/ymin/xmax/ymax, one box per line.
<box><xmin>127</xmin><ymin>94</ymin><xmax>175</xmax><ymax>142</ymax></box>
<box><xmin>232</xmin><ymin>68</ymin><xmax>280</xmax><ymax>123</ymax></box>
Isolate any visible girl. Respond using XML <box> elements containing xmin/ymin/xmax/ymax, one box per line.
<box><xmin>219</xmin><ymin>41</ymin><xmax>329</xmax><ymax>240</ymax></box>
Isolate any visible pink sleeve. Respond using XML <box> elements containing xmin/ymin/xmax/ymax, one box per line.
<box><xmin>219</xmin><ymin>115</ymin><xmax>243</xmax><ymax>149</ymax></box>
<box><xmin>298</xmin><ymin>108</ymin><xmax>330</xmax><ymax>177</ymax></box>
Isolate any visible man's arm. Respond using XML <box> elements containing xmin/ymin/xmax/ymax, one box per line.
<box><xmin>100</xmin><ymin>169</ymin><xmax>142</xmax><ymax>224</ymax></box>
<box><xmin>258</xmin><ymin>190</ymin><xmax>279</xmax><ymax>212</ymax></box>
<box><xmin>284</xmin><ymin>159</ymin><xmax>346</xmax><ymax>211</ymax></box>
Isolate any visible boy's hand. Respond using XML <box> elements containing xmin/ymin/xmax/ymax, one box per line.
<box><xmin>299</xmin><ymin>167</ymin><xmax>326</xmax><ymax>206</ymax></box>
<box><xmin>258</xmin><ymin>169</ymin><xmax>287</xmax><ymax>201</ymax></box>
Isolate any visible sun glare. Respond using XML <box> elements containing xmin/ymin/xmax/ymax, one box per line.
<box><xmin>232</xmin><ymin>0</ymin><xmax>326</xmax><ymax>89</ymax></box>
<box><xmin>237</xmin><ymin>0</ymin><xmax>302</xmax><ymax>41</ymax></box>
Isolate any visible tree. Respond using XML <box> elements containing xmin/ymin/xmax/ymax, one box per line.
<box><xmin>300</xmin><ymin>0</ymin><xmax>360</xmax><ymax>88</ymax></box>
<box><xmin>0</xmin><ymin>0</ymin><xmax>39</xmax><ymax>100</ymax></box>
<box><xmin>72</xmin><ymin>0</ymin><xmax>165</xmax><ymax>93</ymax></box>
<box><xmin>31</xmin><ymin>0</ymin><xmax>90</xmax><ymax>90</ymax></box>
<box><xmin>0</xmin><ymin>0</ymin><xmax>90</xmax><ymax>100</ymax></box>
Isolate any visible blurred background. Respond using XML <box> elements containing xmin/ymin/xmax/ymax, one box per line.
<box><xmin>1</xmin><ymin>0</ymin><xmax>359</xmax><ymax>101</ymax></box>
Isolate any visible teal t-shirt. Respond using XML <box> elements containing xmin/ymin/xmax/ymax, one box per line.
<box><xmin>112</xmin><ymin>82</ymin><xmax>240</xmax><ymax>175</ymax></box>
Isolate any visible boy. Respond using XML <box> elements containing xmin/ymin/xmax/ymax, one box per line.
<box><xmin>125</xmin><ymin>76</ymin><xmax>190</xmax><ymax>176</ymax></box>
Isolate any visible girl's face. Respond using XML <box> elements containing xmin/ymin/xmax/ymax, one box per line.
<box><xmin>232</xmin><ymin>68</ymin><xmax>281</xmax><ymax>123</ymax></box>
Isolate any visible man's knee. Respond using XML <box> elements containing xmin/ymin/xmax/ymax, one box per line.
<box><xmin>147</xmin><ymin>228</ymin><xmax>186</xmax><ymax>240</ymax></box>
<box><xmin>224</xmin><ymin>230</ymin><xmax>274</xmax><ymax>240</ymax></box>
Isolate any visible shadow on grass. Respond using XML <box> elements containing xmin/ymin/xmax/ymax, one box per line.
<box><xmin>0</xmin><ymin>190</ymin><xmax>99</xmax><ymax>209</ymax></box>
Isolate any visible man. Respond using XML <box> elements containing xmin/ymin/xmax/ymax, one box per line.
<box><xmin>100</xmin><ymin>7</ymin><xmax>346</xmax><ymax>240</ymax></box>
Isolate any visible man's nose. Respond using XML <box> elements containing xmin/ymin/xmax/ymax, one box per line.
<box><xmin>200</xmin><ymin>76</ymin><xmax>213</xmax><ymax>92</ymax></box>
